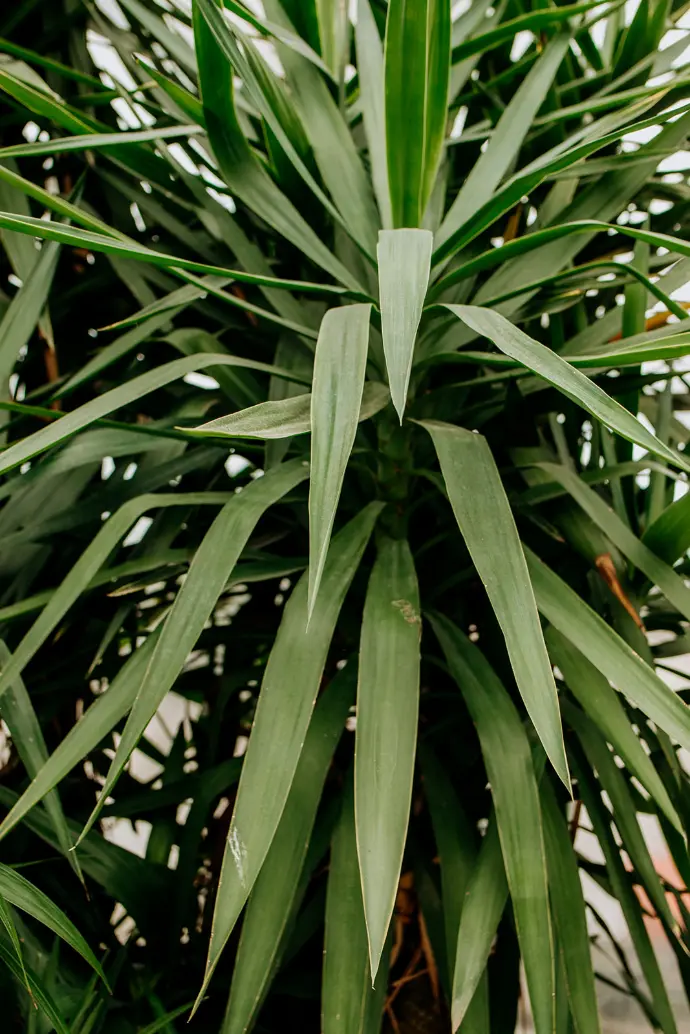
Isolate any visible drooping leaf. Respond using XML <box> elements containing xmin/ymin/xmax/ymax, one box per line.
<box><xmin>421</xmin><ymin>746</ymin><xmax>490</xmax><ymax>1028</ymax></box>
<box><xmin>642</xmin><ymin>490</ymin><xmax>690</xmax><ymax>566</ymax></box>
<box><xmin>450</xmin><ymin>817</ymin><xmax>508</xmax><ymax>1032</ymax></box>
<box><xmin>0</xmin><ymin>633</ymin><xmax>158</xmax><ymax>841</ymax></box>
<box><xmin>447</xmin><ymin>305</ymin><xmax>690</xmax><ymax>474</ymax></box>
<box><xmin>0</xmin><ymin>353</ymin><xmax>307</xmax><ymax>476</ymax></box>
<box><xmin>0</xmin><ymin>863</ymin><xmax>107</xmax><ymax>984</ymax></box>
<box><xmin>78</xmin><ymin>459</ymin><xmax>310</xmax><ymax>842</ymax></box>
<box><xmin>0</xmin><ymin>641</ymin><xmax>80</xmax><ymax>877</ymax></box>
<box><xmin>431</xmin><ymin>614</ymin><xmax>555</xmax><ymax>1034</ymax></box>
<box><xmin>545</xmin><ymin>628</ymin><xmax>680</xmax><ymax>831</ymax></box>
<box><xmin>526</xmin><ymin>547</ymin><xmax>690</xmax><ymax>752</ymax></box>
<box><xmin>534</xmin><ymin>462</ymin><xmax>690</xmax><ymax>622</ymax></box>
<box><xmin>0</xmin><ymin>926</ymin><xmax>70</xmax><ymax>1034</ymax></box>
<box><xmin>422</xmin><ymin>420</ymin><xmax>569</xmax><ymax>786</ymax></box>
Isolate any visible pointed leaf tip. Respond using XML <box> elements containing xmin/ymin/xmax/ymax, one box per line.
<box><xmin>308</xmin><ymin>304</ymin><xmax>372</xmax><ymax>615</ymax></box>
<box><xmin>421</xmin><ymin>420</ymin><xmax>570</xmax><ymax>790</ymax></box>
<box><xmin>378</xmin><ymin>229</ymin><xmax>432</xmax><ymax>422</ymax></box>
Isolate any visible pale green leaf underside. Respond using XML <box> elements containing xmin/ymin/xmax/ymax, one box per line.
<box><xmin>378</xmin><ymin>229</ymin><xmax>432</xmax><ymax>420</ymax></box>
<box><xmin>184</xmin><ymin>380</ymin><xmax>390</xmax><ymax>440</ymax></box>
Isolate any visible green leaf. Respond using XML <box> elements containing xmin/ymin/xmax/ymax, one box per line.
<box><xmin>0</xmin><ymin>228</ymin><xmax>60</xmax><ymax>393</ymax></box>
<box><xmin>0</xmin><ymin>634</ymin><xmax>158</xmax><ymax>841</ymax></box>
<box><xmin>184</xmin><ymin>381</ymin><xmax>389</xmax><ymax>440</ymax></box>
<box><xmin>0</xmin><ymin>124</ymin><xmax>203</xmax><ymax>159</ymax></box>
<box><xmin>309</xmin><ymin>304</ymin><xmax>372</xmax><ymax>616</ymax></box>
<box><xmin>0</xmin><ymin>897</ymin><xmax>29</xmax><ymax>996</ymax></box>
<box><xmin>384</xmin><ymin>0</ymin><xmax>451</xmax><ymax>227</ymax></box>
<box><xmin>0</xmin><ymin>494</ymin><xmax>232</xmax><ymax>701</ymax></box>
<box><xmin>0</xmin><ymin>160</ymin><xmax>53</xmax><ymax>347</ymax></box>
<box><xmin>198</xmin><ymin>503</ymin><xmax>383</xmax><ymax>1005</ymax></box>
<box><xmin>421</xmin><ymin>420</ymin><xmax>569</xmax><ymax>786</ymax></box>
<box><xmin>437</xmin><ymin>34</ymin><xmax>568</xmax><ymax>254</ymax></box>
<box><xmin>118</xmin><ymin>0</ymin><xmax>197</xmax><ymax>72</ymax></box>
<box><xmin>566</xmin><ymin>702</ymin><xmax>679</xmax><ymax>935</ymax></box>
<box><xmin>450</xmin><ymin>817</ymin><xmax>508</xmax><ymax>1031</ymax></box>
<box><xmin>0</xmin><ymin>927</ymin><xmax>70</xmax><ymax>1034</ymax></box>
<box><xmin>447</xmin><ymin>306</ymin><xmax>690</xmax><ymax>475</ymax></box>
<box><xmin>421</xmin><ymin>747</ymin><xmax>489</xmax><ymax>1029</ymax></box>
<box><xmin>0</xmin><ymin>863</ymin><xmax>107</xmax><ymax>984</ymax></box>
<box><xmin>642</xmin><ymin>490</ymin><xmax>690</xmax><ymax>566</ymax></box>
<box><xmin>571</xmin><ymin>751</ymin><xmax>679</xmax><ymax>1034</ymax></box>
<box><xmin>355</xmin><ymin>0</ymin><xmax>391</xmax><ymax>230</ymax></box>
<box><xmin>323</xmin><ymin>773</ymin><xmax>390</xmax><ymax>1034</ymax></box>
<box><xmin>0</xmin><ymin>211</ymin><xmax>352</xmax><ymax>312</ymax></box>
<box><xmin>540</xmin><ymin>779</ymin><xmax>601</xmax><ymax>1034</ymax></box>
<box><xmin>223</xmin><ymin>665</ymin><xmax>355</xmax><ymax>1034</ymax></box>
<box><xmin>433</xmin><ymin>219</ymin><xmax>690</xmax><ymax>299</ymax></box>
<box><xmin>378</xmin><ymin>229</ymin><xmax>432</xmax><ymax>421</ymax></box>
<box><xmin>431</xmin><ymin>615</ymin><xmax>555</xmax><ymax>1034</ymax></box>
<box><xmin>545</xmin><ymin>628</ymin><xmax>680</xmax><ymax>832</ymax></box>
<box><xmin>192</xmin><ymin>0</ymin><xmax>361</xmax><ymax>289</ymax></box>
<box><xmin>535</xmin><ymin>462</ymin><xmax>690</xmax><ymax>622</ymax></box>
<box><xmin>222</xmin><ymin>0</ymin><xmax>332</xmax><ymax>77</ymax></box>
<box><xmin>525</xmin><ymin>547</ymin><xmax>690</xmax><ymax>753</ymax></box>
<box><xmin>314</xmin><ymin>0</ymin><xmax>348</xmax><ymax>79</ymax></box>
<box><xmin>0</xmin><ymin>641</ymin><xmax>80</xmax><ymax>879</ymax></box>
<box><xmin>452</xmin><ymin>2</ymin><xmax>608</xmax><ymax>63</ymax></box>
<box><xmin>356</xmin><ymin>536</ymin><xmax>420</xmax><ymax>977</ymax></box>
<box><xmin>431</xmin><ymin>103</ymin><xmax>690</xmax><ymax>270</ymax></box>
<box><xmin>260</xmin><ymin>0</ymin><xmax>380</xmax><ymax>259</ymax></box>
<box><xmin>78</xmin><ymin>459</ymin><xmax>309</xmax><ymax>842</ymax></box>
<box><xmin>0</xmin><ymin>352</ymin><xmax>305</xmax><ymax>475</ymax></box>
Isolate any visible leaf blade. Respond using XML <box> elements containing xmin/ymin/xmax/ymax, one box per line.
<box><xmin>199</xmin><ymin>503</ymin><xmax>383</xmax><ymax>1003</ymax></box>
<box><xmin>355</xmin><ymin>536</ymin><xmax>421</xmax><ymax>977</ymax></box>
<box><xmin>378</xmin><ymin>229</ymin><xmax>432</xmax><ymax>421</ymax></box>
<box><xmin>422</xmin><ymin>420</ymin><xmax>569</xmax><ymax>786</ymax></box>
<box><xmin>448</xmin><ymin>305</ymin><xmax>690</xmax><ymax>474</ymax></box>
<box><xmin>431</xmin><ymin>615</ymin><xmax>555</xmax><ymax>1034</ymax></box>
<box><xmin>309</xmin><ymin>305</ymin><xmax>372</xmax><ymax>615</ymax></box>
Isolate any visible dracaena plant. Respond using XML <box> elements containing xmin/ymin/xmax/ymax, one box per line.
<box><xmin>0</xmin><ymin>0</ymin><xmax>690</xmax><ymax>1031</ymax></box>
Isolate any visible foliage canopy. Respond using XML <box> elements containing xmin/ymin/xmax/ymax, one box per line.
<box><xmin>0</xmin><ymin>1</ymin><xmax>690</xmax><ymax>1032</ymax></box>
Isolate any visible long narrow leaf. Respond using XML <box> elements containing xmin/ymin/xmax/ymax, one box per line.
<box><xmin>223</xmin><ymin>665</ymin><xmax>355</xmax><ymax>1034</ymax></box>
<box><xmin>384</xmin><ymin>0</ymin><xmax>450</xmax><ymax>227</ymax></box>
<box><xmin>422</xmin><ymin>420</ymin><xmax>569</xmax><ymax>785</ymax></box>
<box><xmin>545</xmin><ymin>628</ymin><xmax>680</xmax><ymax>831</ymax></box>
<box><xmin>323</xmin><ymin>773</ymin><xmax>390</xmax><ymax>1034</ymax></box>
<box><xmin>526</xmin><ymin>547</ymin><xmax>690</xmax><ymax>752</ymax></box>
<box><xmin>309</xmin><ymin>304</ymin><xmax>372</xmax><ymax>616</ymax></box>
<box><xmin>378</xmin><ymin>229</ymin><xmax>432</xmax><ymax>421</ymax></box>
<box><xmin>540</xmin><ymin>779</ymin><xmax>601</xmax><ymax>1034</ymax></box>
<box><xmin>448</xmin><ymin>305</ymin><xmax>690</xmax><ymax>474</ymax></box>
<box><xmin>356</xmin><ymin>536</ymin><xmax>420</xmax><ymax>977</ymax></box>
<box><xmin>78</xmin><ymin>459</ymin><xmax>309</xmax><ymax>842</ymax></box>
<box><xmin>198</xmin><ymin>503</ymin><xmax>383</xmax><ymax>1005</ymax></box>
<box><xmin>431</xmin><ymin>615</ymin><xmax>555</xmax><ymax>1034</ymax></box>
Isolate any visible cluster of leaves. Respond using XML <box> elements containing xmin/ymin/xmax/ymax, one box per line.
<box><xmin>0</xmin><ymin>0</ymin><xmax>690</xmax><ymax>1031</ymax></box>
